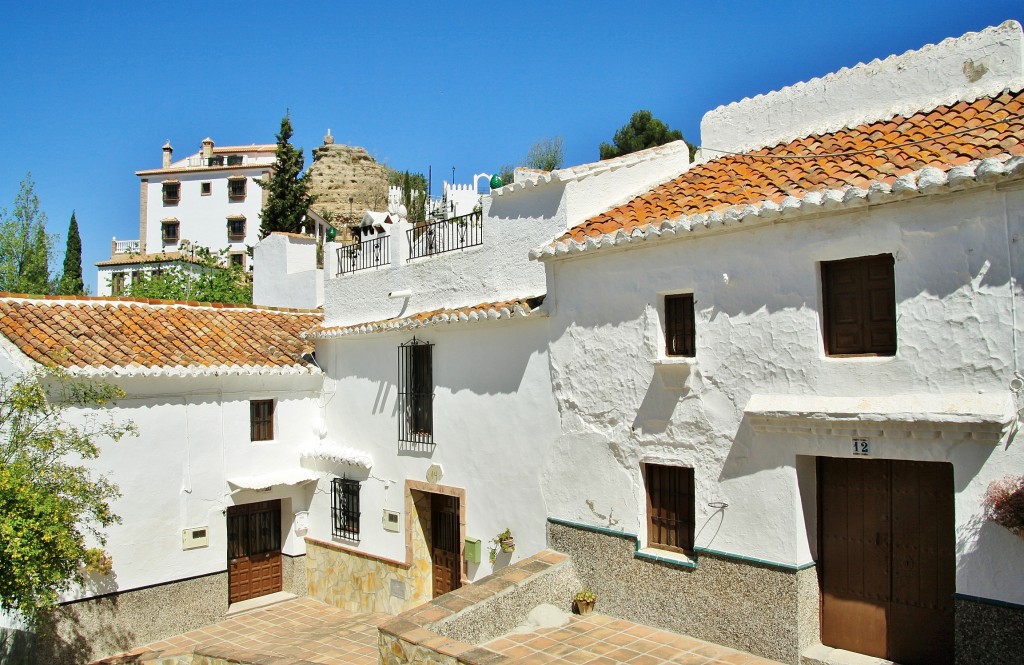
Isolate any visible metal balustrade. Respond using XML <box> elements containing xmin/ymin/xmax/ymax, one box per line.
<box><xmin>336</xmin><ymin>235</ymin><xmax>390</xmax><ymax>275</ymax></box>
<box><xmin>406</xmin><ymin>211</ymin><xmax>483</xmax><ymax>260</ymax></box>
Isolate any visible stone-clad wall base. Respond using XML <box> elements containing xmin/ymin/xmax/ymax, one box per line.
<box><xmin>548</xmin><ymin>520</ymin><xmax>814</xmax><ymax>664</ymax></box>
<box><xmin>282</xmin><ymin>553</ymin><xmax>307</xmax><ymax>597</ymax></box>
<box><xmin>954</xmin><ymin>596</ymin><xmax>1024</xmax><ymax>664</ymax></box>
<box><xmin>305</xmin><ymin>537</ymin><xmax>431</xmax><ymax>614</ymax></box>
<box><xmin>36</xmin><ymin>572</ymin><xmax>229</xmax><ymax>665</ymax></box>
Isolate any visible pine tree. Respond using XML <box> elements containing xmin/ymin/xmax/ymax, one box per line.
<box><xmin>258</xmin><ymin>114</ymin><xmax>314</xmax><ymax>238</ymax></box>
<box><xmin>58</xmin><ymin>211</ymin><xmax>84</xmax><ymax>295</ymax></box>
<box><xmin>599</xmin><ymin>110</ymin><xmax>694</xmax><ymax>161</ymax></box>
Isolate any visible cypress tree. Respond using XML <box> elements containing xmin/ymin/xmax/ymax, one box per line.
<box><xmin>58</xmin><ymin>211</ymin><xmax>84</xmax><ymax>295</ymax></box>
<box><xmin>258</xmin><ymin>114</ymin><xmax>314</xmax><ymax>238</ymax></box>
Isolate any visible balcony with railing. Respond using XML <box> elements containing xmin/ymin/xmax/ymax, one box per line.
<box><xmin>407</xmin><ymin>211</ymin><xmax>483</xmax><ymax>260</ymax></box>
<box><xmin>184</xmin><ymin>154</ymin><xmax>259</xmax><ymax>168</ymax></box>
<box><xmin>111</xmin><ymin>238</ymin><xmax>141</xmax><ymax>255</ymax></box>
<box><xmin>337</xmin><ymin>235</ymin><xmax>390</xmax><ymax>275</ymax></box>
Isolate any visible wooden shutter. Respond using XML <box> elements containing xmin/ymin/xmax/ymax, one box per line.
<box><xmin>645</xmin><ymin>464</ymin><xmax>695</xmax><ymax>552</ymax></box>
<box><xmin>664</xmin><ymin>294</ymin><xmax>696</xmax><ymax>357</ymax></box>
<box><xmin>823</xmin><ymin>254</ymin><xmax>896</xmax><ymax>356</ymax></box>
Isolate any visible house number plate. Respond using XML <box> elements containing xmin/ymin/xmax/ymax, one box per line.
<box><xmin>852</xmin><ymin>438</ymin><xmax>870</xmax><ymax>456</ymax></box>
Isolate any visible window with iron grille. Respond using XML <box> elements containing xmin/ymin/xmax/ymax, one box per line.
<box><xmin>664</xmin><ymin>293</ymin><xmax>695</xmax><ymax>357</ymax></box>
<box><xmin>228</xmin><ymin>177</ymin><xmax>247</xmax><ymax>200</ymax></box>
<box><xmin>227</xmin><ymin>217</ymin><xmax>246</xmax><ymax>238</ymax></box>
<box><xmin>644</xmin><ymin>463</ymin><xmax>694</xmax><ymax>553</ymax></box>
<box><xmin>250</xmin><ymin>399</ymin><xmax>274</xmax><ymax>441</ymax></box>
<box><xmin>822</xmin><ymin>254</ymin><xmax>896</xmax><ymax>356</ymax></box>
<box><xmin>398</xmin><ymin>338</ymin><xmax>433</xmax><ymax>444</ymax></box>
<box><xmin>331</xmin><ymin>477</ymin><xmax>361</xmax><ymax>541</ymax></box>
<box><xmin>162</xmin><ymin>181</ymin><xmax>180</xmax><ymax>204</ymax></box>
<box><xmin>162</xmin><ymin>221</ymin><xmax>179</xmax><ymax>243</ymax></box>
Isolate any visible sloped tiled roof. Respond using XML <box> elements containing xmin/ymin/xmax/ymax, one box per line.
<box><xmin>0</xmin><ymin>294</ymin><xmax>322</xmax><ymax>377</ymax></box>
<box><xmin>556</xmin><ymin>89</ymin><xmax>1024</xmax><ymax>246</ymax></box>
<box><xmin>306</xmin><ymin>296</ymin><xmax>545</xmax><ymax>339</ymax></box>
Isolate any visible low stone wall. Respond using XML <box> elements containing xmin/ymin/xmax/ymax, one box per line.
<box><xmin>547</xmin><ymin>519</ymin><xmax>817</xmax><ymax>664</ymax></box>
<box><xmin>954</xmin><ymin>595</ymin><xmax>1024</xmax><ymax>664</ymax></box>
<box><xmin>378</xmin><ymin>550</ymin><xmax>575</xmax><ymax>665</ymax></box>
<box><xmin>305</xmin><ymin>537</ymin><xmax>431</xmax><ymax>614</ymax></box>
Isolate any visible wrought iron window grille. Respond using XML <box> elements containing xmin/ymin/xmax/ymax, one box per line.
<box><xmin>398</xmin><ymin>337</ymin><xmax>434</xmax><ymax>446</ymax></box>
<box><xmin>331</xmin><ymin>476</ymin><xmax>361</xmax><ymax>542</ymax></box>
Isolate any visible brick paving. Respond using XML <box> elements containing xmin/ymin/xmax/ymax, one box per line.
<box><xmin>482</xmin><ymin>612</ymin><xmax>783</xmax><ymax>665</ymax></box>
<box><xmin>99</xmin><ymin>597</ymin><xmax>783</xmax><ymax>665</ymax></box>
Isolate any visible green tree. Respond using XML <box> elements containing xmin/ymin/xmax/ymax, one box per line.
<box><xmin>57</xmin><ymin>212</ymin><xmax>84</xmax><ymax>296</ymax></box>
<box><xmin>0</xmin><ymin>368</ymin><xmax>135</xmax><ymax>623</ymax></box>
<box><xmin>121</xmin><ymin>245</ymin><xmax>252</xmax><ymax>304</ymax></box>
<box><xmin>599</xmin><ymin>110</ymin><xmax>695</xmax><ymax>161</ymax></box>
<box><xmin>258</xmin><ymin>114</ymin><xmax>314</xmax><ymax>238</ymax></box>
<box><xmin>0</xmin><ymin>174</ymin><xmax>54</xmax><ymax>295</ymax></box>
<box><xmin>525</xmin><ymin>136</ymin><xmax>564</xmax><ymax>171</ymax></box>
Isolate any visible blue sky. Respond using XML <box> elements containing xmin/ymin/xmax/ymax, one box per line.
<box><xmin>1</xmin><ymin>2</ymin><xmax>1022</xmax><ymax>294</ymax></box>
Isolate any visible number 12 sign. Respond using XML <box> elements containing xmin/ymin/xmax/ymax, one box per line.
<box><xmin>852</xmin><ymin>438</ymin><xmax>870</xmax><ymax>456</ymax></box>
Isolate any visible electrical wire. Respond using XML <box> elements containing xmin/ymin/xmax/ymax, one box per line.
<box><xmin>698</xmin><ymin>112</ymin><xmax>1024</xmax><ymax>160</ymax></box>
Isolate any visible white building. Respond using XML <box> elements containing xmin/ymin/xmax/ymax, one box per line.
<box><xmin>96</xmin><ymin>138</ymin><xmax>275</xmax><ymax>296</ymax></box>
<box><xmin>4</xmin><ymin>20</ymin><xmax>1023</xmax><ymax>665</ymax></box>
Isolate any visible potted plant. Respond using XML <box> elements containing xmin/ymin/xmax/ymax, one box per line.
<box><xmin>573</xmin><ymin>589</ymin><xmax>597</xmax><ymax>615</ymax></box>
<box><xmin>488</xmin><ymin>528</ymin><xmax>515</xmax><ymax>564</ymax></box>
<box><xmin>983</xmin><ymin>475</ymin><xmax>1024</xmax><ymax>537</ymax></box>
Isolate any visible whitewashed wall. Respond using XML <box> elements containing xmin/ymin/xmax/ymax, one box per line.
<box><xmin>143</xmin><ymin>167</ymin><xmax>268</xmax><ymax>258</ymax></box>
<box><xmin>253</xmin><ymin>233</ymin><xmax>323</xmax><ymax>309</ymax></box>
<box><xmin>307</xmin><ymin>318</ymin><xmax>560</xmax><ymax>579</ymax></box>
<box><xmin>0</xmin><ymin>354</ymin><xmax>323</xmax><ymax>601</ymax></box>
<box><xmin>541</xmin><ymin>183</ymin><xmax>1024</xmax><ymax>604</ymax></box>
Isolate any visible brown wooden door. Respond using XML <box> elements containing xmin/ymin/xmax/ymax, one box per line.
<box><xmin>430</xmin><ymin>493</ymin><xmax>461</xmax><ymax>597</ymax></box>
<box><xmin>227</xmin><ymin>500</ymin><xmax>283</xmax><ymax>604</ymax></box>
<box><xmin>819</xmin><ymin>458</ymin><xmax>954</xmax><ymax>665</ymax></box>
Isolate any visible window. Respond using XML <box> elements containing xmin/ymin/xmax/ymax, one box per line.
<box><xmin>161</xmin><ymin>220</ymin><xmax>179</xmax><ymax>243</ymax></box>
<box><xmin>111</xmin><ymin>272</ymin><xmax>125</xmax><ymax>296</ymax></box>
<box><xmin>131</xmin><ymin>270</ymin><xmax>141</xmax><ymax>286</ymax></box>
<box><xmin>250</xmin><ymin>399</ymin><xmax>274</xmax><ymax>441</ymax></box>
<box><xmin>227</xmin><ymin>155</ymin><xmax>243</xmax><ymax>166</ymax></box>
<box><xmin>207</xmin><ymin>155</ymin><xmax>224</xmax><ymax>167</ymax></box>
<box><xmin>201</xmin><ymin>182</ymin><xmax>212</xmax><ymax>196</ymax></box>
<box><xmin>331</xmin><ymin>477</ymin><xmax>361</xmax><ymax>541</ymax></box>
<box><xmin>227</xmin><ymin>217</ymin><xmax>246</xmax><ymax>239</ymax></box>
<box><xmin>644</xmin><ymin>463</ymin><xmax>694</xmax><ymax>553</ymax></box>
<box><xmin>228</xmin><ymin>177</ymin><xmax>247</xmax><ymax>200</ymax></box>
<box><xmin>822</xmin><ymin>254</ymin><xmax>896</xmax><ymax>356</ymax></box>
<box><xmin>664</xmin><ymin>293</ymin><xmax>695</xmax><ymax>357</ymax></box>
<box><xmin>398</xmin><ymin>338</ymin><xmax>433</xmax><ymax>444</ymax></box>
<box><xmin>229</xmin><ymin>252</ymin><xmax>245</xmax><ymax>269</ymax></box>
<box><xmin>162</xmin><ymin>181</ymin><xmax>180</xmax><ymax>204</ymax></box>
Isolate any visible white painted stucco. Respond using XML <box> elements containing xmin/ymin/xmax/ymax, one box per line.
<box><xmin>540</xmin><ymin>181</ymin><xmax>1024</xmax><ymax>604</ymax></box>
<box><xmin>700</xmin><ymin>20</ymin><xmax>1024</xmax><ymax>156</ymax></box>
<box><xmin>306</xmin><ymin>318</ymin><xmax>561</xmax><ymax>579</ymax></box>
<box><xmin>253</xmin><ymin>233</ymin><xmax>324</xmax><ymax>309</ymax></box>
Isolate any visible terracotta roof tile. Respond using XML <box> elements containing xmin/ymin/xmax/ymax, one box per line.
<box><xmin>307</xmin><ymin>296</ymin><xmax>545</xmax><ymax>338</ymax></box>
<box><xmin>0</xmin><ymin>294</ymin><xmax>322</xmax><ymax>374</ymax></box>
<box><xmin>562</xmin><ymin>90</ymin><xmax>1024</xmax><ymax>243</ymax></box>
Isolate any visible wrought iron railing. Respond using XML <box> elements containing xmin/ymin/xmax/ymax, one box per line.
<box><xmin>406</xmin><ymin>210</ymin><xmax>483</xmax><ymax>260</ymax></box>
<box><xmin>336</xmin><ymin>235</ymin><xmax>389</xmax><ymax>275</ymax></box>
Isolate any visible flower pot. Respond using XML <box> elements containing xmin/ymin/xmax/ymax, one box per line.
<box><xmin>574</xmin><ymin>598</ymin><xmax>595</xmax><ymax>615</ymax></box>
<box><xmin>499</xmin><ymin>537</ymin><xmax>515</xmax><ymax>553</ymax></box>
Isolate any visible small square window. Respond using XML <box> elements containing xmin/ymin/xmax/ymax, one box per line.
<box><xmin>822</xmin><ymin>254</ymin><xmax>896</xmax><ymax>356</ymax></box>
<box><xmin>644</xmin><ymin>463</ymin><xmax>694</xmax><ymax>553</ymax></box>
<box><xmin>226</xmin><ymin>155</ymin><xmax>243</xmax><ymax>166</ymax></box>
<box><xmin>162</xmin><ymin>182</ymin><xmax>180</xmax><ymax>205</ymax></box>
<box><xmin>227</xmin><ymin>218</ymin><xmax>246</xmax><ymax>238</ymax></box>
<box><xmin>250</xmin><ymin>399</ymin><xmax>274</xmax><ymax>441</ymax></box>
<box><xmin>201</xmin><ymin>182</ymin><xmax>212</xmax><ymax>196</ymax></box>
<box><xmin>162</xmin><ymin>221</ymin><xmax>179</xmax><ymax>243</ymax></box>
<box><xmin>229</xmin><ymin>252</ymin><xmax>245</xmax><ymax>269</ymax></box>
<box><xmin>331</xmin><ymin>477</ymin><xmax>361</xmax><ymax>541</ymax></box>
<box><xmin>664</xmin><ymin>293</ymin><xmax>695</xmax><ymax>357</ymax></box>
<box><xmin>228</xmin><ymin>177</ymin><xmax>247</xmax><ymax>200</ymax></box>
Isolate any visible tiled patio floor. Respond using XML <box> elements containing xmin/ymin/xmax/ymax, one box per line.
<box><xmin>99</xmin><ymin>597</ymin><xmax>783</xmax><ymax>665</ymax></box>
<box><xmin>95</xmin><ymin>597</ymin><xmax>388</xmax><ymax>664</ymax></box>
<box><xmin>482</xmin><ymin>612</ymin><xmax>783</xmax><ymax>665</ymax></box>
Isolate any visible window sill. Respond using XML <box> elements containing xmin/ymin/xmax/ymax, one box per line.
<box><xmin>650</xmin><ymin>356</ymin><xmax>697</xmax><ymax>366</ymax></box>
<box><xmin>636</xmin><ymin>547</ymin><xmax>696</xmax><ymax>568</ymax></box>
<box><xmin>650</xmin><ymin>357</ymin><xmax>696</xmax><ymax>391</ymax></box>
<box><xmin>821</xmin><ymin>354</ymin><xmax>896</xmax><ymax>362</ymax></box>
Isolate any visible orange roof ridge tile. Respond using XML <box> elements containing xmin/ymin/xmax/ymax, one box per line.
<box><xmin>0</xmin><ymin>292</ymin><xmax>322</xmax><ymax>314</ymax></box>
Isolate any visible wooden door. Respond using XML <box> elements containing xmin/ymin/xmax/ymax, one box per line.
<box><xmin>430</xmin><ymin>493</ymin><xmax>461</xmax><ymax>597</ymax></box>
<box><xmin>227</xmin><ymin>500</ymin><xmax>283</xmax><ymax>604</ymax></box>
<box><xmin>819</xmin><ymin>458</ymin><xmax>954</xmax><ymax>665</ymax></box>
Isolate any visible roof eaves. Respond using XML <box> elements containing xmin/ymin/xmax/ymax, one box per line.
<box><xmin>530</xmin><ymin>154</ymin><xmax>1024</xmax><ymax>262</ymax></box>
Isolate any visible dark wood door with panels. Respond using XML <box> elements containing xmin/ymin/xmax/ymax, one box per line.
<box><xmin>430</xmin><ymin>492</ymin><xmax>461</xmax><ymax>597</ymax></box>
<box><xmin>819</xmin><ymin>458</ymin><xmax>954</xmax><ymax>664</ymax></box>
<box><xmin>227</xmin><ymin>499</ymin><xmax>283</xmax><ymax>604</ymax></box>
